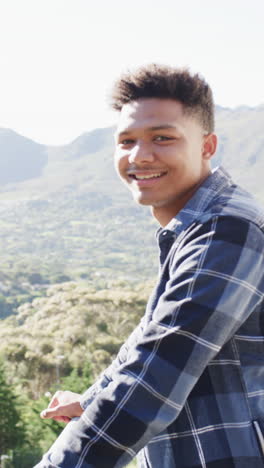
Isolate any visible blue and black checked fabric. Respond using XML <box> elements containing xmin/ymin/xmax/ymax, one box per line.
<box><xmin>36</xmin><ymin>167</ymin><xmax>264</xmax><ymax>467</ymax></box>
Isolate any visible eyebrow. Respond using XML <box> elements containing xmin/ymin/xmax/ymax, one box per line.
<box><xmin>116</xmin><ymin>125</ymin><xmax>178</xmax><ymax>137</ymax></box>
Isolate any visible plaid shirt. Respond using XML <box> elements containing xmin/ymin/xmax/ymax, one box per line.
<box><xmin>36</xmin><ymin>167</ymin><xmax>264</xmax><ymax>468</ymax></box>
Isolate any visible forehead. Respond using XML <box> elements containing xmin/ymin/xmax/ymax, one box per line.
<box><xmin>116</xmin><ymin>98</ymin><xmax>194</xmax><ymax>134</ymax></box>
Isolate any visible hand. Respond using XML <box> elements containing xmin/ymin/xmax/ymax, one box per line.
<box><xmin>40</xmin><ymin>390</ymin><xmax>84</xmax><ymax>424</ymax></box>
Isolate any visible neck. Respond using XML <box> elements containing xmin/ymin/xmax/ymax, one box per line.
<box><xmin>152</xmin><ymin>167</ymin><xmax>212</xmax><ymax>227</ymax></box>
<box><xmin>151</xmin><ymin>203</ymin><xmax>184</xmax><ymax>227</ymax></box>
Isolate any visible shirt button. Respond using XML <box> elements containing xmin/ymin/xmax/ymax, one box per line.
<box><xmin>162</xmin><ymin>231</ymin><xmax>167</xmax><ymax>236</ymax></box>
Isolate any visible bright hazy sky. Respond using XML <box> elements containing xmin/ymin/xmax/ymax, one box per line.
<box><xmin>0</xmin><ymin>0</ymin><xmax>263</xmax><ymax>145</ymax></box>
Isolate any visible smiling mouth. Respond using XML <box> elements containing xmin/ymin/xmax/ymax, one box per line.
<box><xmin>128</xmin><ymin>172</ymin><xmax>166</xmax><ymax>180</ymax></box>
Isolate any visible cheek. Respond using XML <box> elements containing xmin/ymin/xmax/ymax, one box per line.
<box><xmin>114</xmin><ymin>152</ymin><xmax>126</xmax><ymax>177</ymax></box>
<box><xmin>159</xmin><ymin>143</ymin><xmax>185</xmax><ymax>165</ymax></box>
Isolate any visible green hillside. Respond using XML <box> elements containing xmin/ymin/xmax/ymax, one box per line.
<box><xmin>0</xmin><ymin>282</ymin><xmax>149</xmax><ymax>464</ymax></box>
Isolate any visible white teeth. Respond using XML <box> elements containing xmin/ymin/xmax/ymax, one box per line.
<box><xmin>134</xmin><ymin>173</ymin><xmax>162</xmax><ymax>180</ymax></box>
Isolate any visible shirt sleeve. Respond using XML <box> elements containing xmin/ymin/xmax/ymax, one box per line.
<box><xmin>80</xmin><ymin>316</ymin><xmax>146</xmax><ymax>409</ymax></box>
<box><xmin>36</xmin><ymin>215</ymin><xmax>264</xmax><ymax>468</ymax></box>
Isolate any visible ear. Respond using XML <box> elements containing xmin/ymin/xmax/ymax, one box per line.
<box><xmin>202</xmin><ymin>133</ymin><xmax>217</xmax><ymax>161</ymax></box>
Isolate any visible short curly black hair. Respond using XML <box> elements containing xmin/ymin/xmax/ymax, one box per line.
<box><xmin>111</xmin><ymin>64</ymin><xmax>214</xmax><ymax>133</ymax></box>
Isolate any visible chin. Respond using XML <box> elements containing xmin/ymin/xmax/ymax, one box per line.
<box><xmin>133</xmin><ymin>198</ymin><xmax>151</xmax><ymax>206</ymax></box>
<box><xmin>132</xmin><ymin>194</ymin><xmax>153</xmax><ymax>206</ymax></box>
<box><xmin>131</xmin><ymin>189</ymin><xmax>167</xmax><ymax>207</ymax></box>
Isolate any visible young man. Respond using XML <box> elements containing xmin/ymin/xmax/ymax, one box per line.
<box><xmin>35</xmin><ymin>65</ymin><xmax>264</xmax><ymax>467</ymax></box>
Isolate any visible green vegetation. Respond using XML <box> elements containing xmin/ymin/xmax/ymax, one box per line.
<box><xmin>0</xmin><ymin>361</ymin><xmax>25</xmax><ymax>455</ymax></box>
<box><xmin>0</xmin><ymin>282</ymin><xmax>151</xmax><ymax>465</ymax></box>
<box><xmin>0</xmin><ymin>282</ymin><xmax>151</xmax><ymax>394</ymax></box>
<box><xmin>0</xmin><ymin>357</ymin><xmax>96</xmax><ymax>466</ymax></box>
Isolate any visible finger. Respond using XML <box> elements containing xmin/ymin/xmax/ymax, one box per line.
<box><xmin>47</xmin><ymin>390</ymin><xmax>63</xmax><ymax>409</ymax></box>
<box><xmin>53</xmin><ymin>416</ymin><xmax>71</xmax><ymax>424</ymax></box>
<box><xmin>40</xmin><ymin>406</ymin><xmax>71</xmax><ymax>423</ymax></box>
<box><xmin>40</xmin><ymin>405</ymin><xmax>62</xmax><ymax>419</ymax></box>
<box><xmin>40</xmin><ymin>401</ymin><xmax>83</xmax><ymax>420</ymax></box>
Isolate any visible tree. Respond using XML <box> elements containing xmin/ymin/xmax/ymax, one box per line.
<box><xmin>0</xmin><ymin>361</ymin><xmax>25</xmax><ymax>455</ymax></box>
<box><xmin>16</xmin><ymin>360</ymin><xmax>94</xmax><ymax>457</ymax></box>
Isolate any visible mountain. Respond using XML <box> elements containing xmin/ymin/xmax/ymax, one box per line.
<box><xmin>1</xmin><ymin>105</ymin><xmax>264</xmax><ymax>195</ymax></box>
<box><xmin>213</xmin><ymin>104</ymin><xmax>264</xmax><ymax>196</ymax></box>
<box><xmin>0</xmin><ymin>105</ymin><xmax>264</xmax><ymax>318</ymax></box>
<box><xmin>0</xmin><ymin>128</ymin><xmax>47</xmax><ymax>185</ymax></box>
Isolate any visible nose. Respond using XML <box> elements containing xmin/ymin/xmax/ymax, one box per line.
<box><xmin>128</xmin><ymin>140</ymin><xmax>155</xmax><ymax>164</ymax></box>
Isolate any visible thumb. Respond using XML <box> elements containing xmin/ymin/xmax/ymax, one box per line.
<box><xmin>40</xmin><ymin>405</ymin><xmax>62</xmax><ymax>419</ymax></box>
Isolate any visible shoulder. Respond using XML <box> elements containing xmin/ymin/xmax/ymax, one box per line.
<box><xmin>170</xmin><ymin>214</ymin><xmax>264</xmax><ymax>271</ymax></box>
<box><xmin>198</xmin><ymin>182</ymin><xmax>264</xmax><ymax>232</ymax></box>
<box><xmin>179</xmin><ymin>215</ymin><xmax>264</xmax><ymax>250</ymax></box>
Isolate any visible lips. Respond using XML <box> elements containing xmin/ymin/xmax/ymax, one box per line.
<box><xmin>128</xmin><ymin>171</ymin><xmax>167</xmax><ymax>181</ymax></box>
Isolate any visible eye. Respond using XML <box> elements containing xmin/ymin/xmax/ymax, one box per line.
<box><xmin>119</xmin><ymin>139</ymin><xmax>135</xmax><ymax>146</ymax></box>
<box><xmin>153</xmin><ymin>135</ymin><xmax>174</xmax><ymax>142</ymax></box>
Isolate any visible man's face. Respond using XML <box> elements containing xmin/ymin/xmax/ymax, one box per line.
<box><xmin>114</xmin><ymin>98</ymin><xmax>216</xmax><ymax>226</ymax></box>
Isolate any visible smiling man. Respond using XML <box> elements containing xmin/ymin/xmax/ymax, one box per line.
<box><xmin>35</xmin><ymin>65</ymin><xmax>264</xmax><ymax>467</ymax></box>
<box><xmin>114</xmin><ymin>97</ymin><xmax>216</xmax><ymax>226</ymax></box>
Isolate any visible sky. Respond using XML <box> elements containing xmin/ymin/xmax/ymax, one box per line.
<box><xmin>0</xmin><ymin>0</ymin><xmax>263</xmax><ymax>145</ymax></box>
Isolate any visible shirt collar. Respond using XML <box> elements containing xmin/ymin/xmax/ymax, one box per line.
<box><xmin>158</xmin><ymin>166</ymin><xmax>233</xmax><ymax>238</ymax></box>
